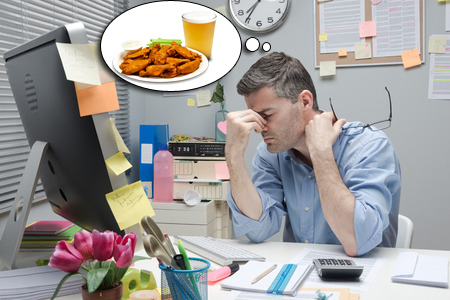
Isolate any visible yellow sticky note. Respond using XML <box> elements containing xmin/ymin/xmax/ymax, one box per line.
<box><xmin>106</xmin><ymin>181</ymin><xmax>155</xmax><ymax>230</ymax></box>
<box><xmin>355</xmin><ymin>42</ymin><xmax>372</xmax><ymax>59</ymax></box>
<box><xmin>401</xmin><ymin>48</ymin><xmax>421</xmax><ymax>69</ymax></box>
<box><xmin>359</xmin><ymin>21</ymin><xmax>376</xmax><ymax>38</ymax></box>
<box><xmin>187</xmin><ymin>98</ymin><xmax>196</xmax><ymax>106</ymax></box>
<box><xmin>75</xmin><ymin>81</ymin><xmax>120</xmax><ymax>117</ymax></box>
<box><xmin>319</xmin><ymin>33</ymin><xmax>328</xmax><ymax>42</ymax></box>
<box><xmin>320</xmin><ymin>61</ymin><xmax>336</xmax><ymax>76</ymax></box>
<box><xmin>338</xmin><ymin>48</ymin><xmax>347</xmax><ymax>57</ymax></box>
<box><xmin>196</xmin><ymin>90</ymin><xmax>211</xmax><ymax>107</ymax></box>
<box><xmin>429</xmin><ymin>36</ymin><xmax>447</xmax><ymax>54</ymax></box>
<box><xmin>110</xmin><ymin>118</ymin><xmax>130</xmax><ymax>154</ymax></box>
<box><xmin>105</xmin><ymin>152</ymin><xmax>132</xmax><ymax>175</ymax></box>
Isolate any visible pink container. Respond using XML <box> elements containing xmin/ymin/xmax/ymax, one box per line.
<box><xmin>153</xmin><ymin>144</ymin><xmax>174</xmax><ymax>203</ymax></box>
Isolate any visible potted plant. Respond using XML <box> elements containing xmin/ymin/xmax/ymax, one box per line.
<box><xmin>49</xmin><ymin>229</ymin><xmax>148</xmax><ymax>300</ymax></box>
<box><xmin>210</xmin><ymin>80</ymin><xmax>228</xmax><ymax>142</ymax></box>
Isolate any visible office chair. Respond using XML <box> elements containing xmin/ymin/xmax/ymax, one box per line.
<box><xmin>396</xmin><ymin>214</ymin><xmax>414</xmax><ymax>248</ymax></box>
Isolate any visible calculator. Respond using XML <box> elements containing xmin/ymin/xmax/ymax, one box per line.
<box><xmin>313</xmin><ymin>258</ymin><xmax>363</xmax><ymax>280</ymax></box>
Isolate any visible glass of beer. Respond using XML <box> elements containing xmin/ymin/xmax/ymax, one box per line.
<box><xmin>182</xmin><ymin>11</ymin><xmax>216</xmax><ymax>59</ymax></box>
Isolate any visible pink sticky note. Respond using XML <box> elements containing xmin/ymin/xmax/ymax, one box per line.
<box><xmin>215</xmin><ymin>162</ymin><xmax>230</xmax><ymax>180</ymax></box>
<box><xmin>218</xmin><ymin>120</ymin><xmax>227</xmax><ymax>135</ymax></box>
<box><xmin>370</xmin><ymin>0</ymin><xmax>382</xmax><ymax>5</ymax></box>
<box><xmin>359</xmin><ymin>21</ymin><xmax>376</xmax><ymax>38</ymax></box>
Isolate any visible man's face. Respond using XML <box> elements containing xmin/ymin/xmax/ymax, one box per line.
<box><xmin>245</xmin><ymin>86</ymin><xmax>306</xmax><ymax>153</ymax></box>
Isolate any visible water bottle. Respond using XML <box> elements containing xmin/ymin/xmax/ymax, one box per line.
<box><xmin>153</xmin><ymin>144</ymin><xmax>174</xmax><ymax>203</ymax></box>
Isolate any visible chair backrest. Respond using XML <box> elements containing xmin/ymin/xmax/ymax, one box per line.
<box><xmin>396</xmin><ymin>214</ymin><xmax>414</xmax><ymax>248</ymax></box>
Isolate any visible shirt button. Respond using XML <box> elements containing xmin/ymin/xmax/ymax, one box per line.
<box><xmin>307</xmin><ymin>175</ymin><xmax>312</xmax><ymax>179</ymax></box>
<box><xmin>305</xmin><ymin>240</ymin><xmax>309</xmax><ymax>243</ymax></box>
<box><xmin>305</xmin><ymin>207</ymin><xmax>310</xmax><ymax>212</ymax></box>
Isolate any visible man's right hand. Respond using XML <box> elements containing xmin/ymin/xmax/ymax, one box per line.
<box><xmin>225</xmin><ymin>109</ymin><xmax>267</xmax><ymax>159</ymax></box>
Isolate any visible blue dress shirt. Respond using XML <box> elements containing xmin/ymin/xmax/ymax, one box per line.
<box><xmin>227</xmin><ymin>122</ymin><xmax>401</xmax><ymax>256</ymax></box>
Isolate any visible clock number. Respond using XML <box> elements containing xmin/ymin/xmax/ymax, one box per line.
<box><xmin>234</xmin><ymin>0</ymin><xmax>240</xmax><ymax>4</ymax></box>
<box><xmin>279</xmin><ymin>0</ymin><xmax>286</xmax><ymax>3</ymax></box>
<box><xmin>238</xmin><ymin>9</ymin><xmax>244</xmax><ymax>16</ymax></box>
<box><xmin>256</xmin><ymin>20</ymin><xmax>262</xmax><ymax>27</ymax></box>
<box><xmin>276</xmin><ymin>8</ymin><xmax>282</xmax><ymax>14</ymax></box>
<box><xmin>267</xmin><ymin>17</ymin><xmax>273</xmax><ymax>24</ymax></box>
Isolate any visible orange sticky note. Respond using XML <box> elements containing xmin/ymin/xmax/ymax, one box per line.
<box><xmin>215</xmin><ymin>162</ymin><xmax>230</xmax><ymax>180</ymax></box>
<box><xmin>359</xmin><ymin>21</ymin><xmax>376</xmax><ymax>38</ymax></box>
<box><xmin>75</xmin><ymin>81</ymin><xmax>119</xmax><ymax>116</ymax></box>
<box><xmin>401</xmin><ymin>48</ymin><xmax>421</xmax><ymax>69</ymax></box>
<box><xmin>338</xmin><ymin>48</ymin><xmax>347</xmax><ymax>57</ymax></box>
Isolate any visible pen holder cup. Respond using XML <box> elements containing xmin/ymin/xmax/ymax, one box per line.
<box><xmin>159</xmin><ymin>257</ymin><xmax>210</xmax><ymax>300</ymax></box>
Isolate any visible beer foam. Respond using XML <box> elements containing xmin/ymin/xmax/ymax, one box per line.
<box><xmin>182</xmin><ymin>11</ymin><xmax>216</xmax><ymax>24</ymax></box>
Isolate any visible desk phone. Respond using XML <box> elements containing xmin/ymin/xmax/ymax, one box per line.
<box><xmin>313</xmin><ymin>258</ymin><xmax>363</xmax><ymax>279</ymax></box>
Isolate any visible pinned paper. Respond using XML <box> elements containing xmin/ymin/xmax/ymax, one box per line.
<box><xmin>359</xmin><ymin>21</ymin><xmax>376</xmax><ymax>38</ymax></box>
<box><xmin>105</xmin><ymin>152</ymin><xmax>132</xmax><ymax>175</ymax></box>
<box><xmin>215</xmin><ymin>162</ymin><xmax>230</xmax><ymax>180</ymax></box>
<box><xmin>56</xmin><ymin>42</ymin><xmax>114</xmax><ymax>86</ymax></box>
<box><xmin>75</xmin><ymin>81</ymin><xmax>119</xmax><ymax>117</ymax></box>
<box><xmin>106</xmin><ymin>181</ymin><xmax>155</xmax><ymax>230</ymax></box>
<box><xmin>355</xmin><ymin>42</ymin><xmax>372</xmax><ymax>59</ymax></box>
<box><xmin>196</xmin><ymin>90</ymin><xmax>211</xmax><ymax>107</ymax></box>
<box><xmin>429</xmin><ymin>36</ymin><xmax>447</xmax><ymax>54</ymax></box>
<box><xmin>187</xmin><ymin>98</ymin><xmax>196</xmax><ymax>106</ymax></box>
<box><xmin>401</xmin><ymin>48</ymin><xmax>421</xmax><ymax>69</ymax></box>
<box><xmin>217</xmin><ymin>120</ymin><xmax>227</xmax><ymax>134</ymax></box>
<box><xmin>338</xmin><ymin>48</ymin><xmax>348</xmax><ymax>57</ymax></box>
<box><xmin>110</xmin><ymin>118</ymin><xmax>130</xmax><ymax>154</ymax></box>
<box><xmin>319</xmin><ymin>33</ymin><xmax>328</xmax><ymax>42</ymax></box>
<box><xmin>319</xmin><ymin>61</ymin><xmax>336</xmax><ymax>76</ymax></box>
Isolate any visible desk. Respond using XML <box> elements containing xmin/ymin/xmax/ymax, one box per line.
<box><xmin>15</xmin><ymin>240</ymin><xmax>450</xmax><ymax>299</ymax></box>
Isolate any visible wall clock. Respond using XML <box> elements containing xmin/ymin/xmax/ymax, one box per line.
<box><xmin>228</xmin><ymin>0</ymin><xmax>291</xmax><ymax>33</ymax></box>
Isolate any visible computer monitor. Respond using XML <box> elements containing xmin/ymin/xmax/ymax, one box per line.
<box><xmin>0</xmin><ymin>23</ymin><xmax>128</xmax><ymax>269</ymax></box>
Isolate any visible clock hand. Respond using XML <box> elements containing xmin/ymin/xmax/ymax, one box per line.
<box><xmin>246</xmin><ymin>0</ymin><xmax>261</xmax><ymax>23</ymax></box>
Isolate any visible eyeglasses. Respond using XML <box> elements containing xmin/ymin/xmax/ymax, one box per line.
<box><xmin>329</xmin><ymin>86</ymin><xmax>392</xmax><ymax>136</ymax></box>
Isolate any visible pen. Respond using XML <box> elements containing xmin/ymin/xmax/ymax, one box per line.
<box><xmin>177</xmin><ymin>240</ymin><xmax>201</xmax><ymax>297</ymax></box>
<box><xmin>252</xmin><ymin>264</ymin><xmax>277</xmax><ymax>284</ymax></box>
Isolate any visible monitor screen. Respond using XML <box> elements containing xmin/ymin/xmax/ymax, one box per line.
<box><xmin>3</xmin><ymin>23</ymin><xmax>126</xmax><ymax>234</ymax></box>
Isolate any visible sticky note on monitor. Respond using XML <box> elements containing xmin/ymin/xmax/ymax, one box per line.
<box><xmin>106</xmin><ymin>181</ymin><xmax>155</xmax><ymax>230</ymax></box>
<box><xmin>401</xmin><ymin>48</ymin><xmax>421</xmax><ymax>69</ymax></box>
<box><xmin>105</xmin><ymin>152</ymin><xmax>132</xmax><ymax>175</ymax></box>
<box><xmin>75</xmin><ymin>81</ymin><xmax>120</xmax><ymax>116</ymax></box>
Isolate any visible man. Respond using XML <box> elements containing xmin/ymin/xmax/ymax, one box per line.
<box><xmin>225</xmin><ymin>52</ymin><xmax>401</xmax><ymax>256</ymax></box>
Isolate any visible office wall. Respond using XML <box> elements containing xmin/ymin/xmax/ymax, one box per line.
<box><xmin>127</xmin><ymin>0</ymin><xmax>450</xmax><ymax>251</ymax></box>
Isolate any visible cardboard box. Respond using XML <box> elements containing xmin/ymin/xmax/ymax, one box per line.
<box><xmin>173</xmin><ymin>181</ymin><xmax>229</xmax><ymax>200</ymax></box>
<box><xmin>174</xmin><ymin>159</ymin><xmax>229</xmax><ymax>180</ymax></box>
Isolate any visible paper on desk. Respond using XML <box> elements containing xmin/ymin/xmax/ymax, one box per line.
<box><xmin>391</xmin><ymin>251</ymin><xmax>449</xmax><ymax>288</ymax></box>
<box><xmin>225</xmin><ymin>289</ymin><xmax>342</xmax><ymax>300</ymax></box>
<box><xmin>289</xmin><ymin>248</ymin><xmax>384</xmax><ymax>292</ymax></box>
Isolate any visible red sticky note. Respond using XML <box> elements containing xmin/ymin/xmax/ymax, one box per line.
<box><xmin>75</xmin><ymin>81</ymin><xmax>120</xmax><ymax>117</ymax></box>
<box><xmin>359</xmin><ymin>21</ymin><xmax>376</xmax><ymax>38</ymax></box>
<box><xmin>215</xmin><ymin>162</ymin><xmax>230</xmax><ymax>180</ymax></box>
<box><xmin>401</xmin><ymin>48</ymin><xmax>421</xmax><ymax>69</ymax></box>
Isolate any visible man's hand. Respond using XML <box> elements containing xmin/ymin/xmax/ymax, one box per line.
<box><xmin>305</xmin><ymin>112</ymin><xmax>346</xmax><ymax>154</ymax></box>
<box><xmin>225</xmin><ymin>109</ymin><xmax>267</xmax><ymax>159</ymax></box>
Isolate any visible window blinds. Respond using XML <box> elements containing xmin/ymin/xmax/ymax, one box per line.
<box><xmin>0</xmin><ymin>0</ymin><xmax>130</xmax><ymax>212</ymax></box>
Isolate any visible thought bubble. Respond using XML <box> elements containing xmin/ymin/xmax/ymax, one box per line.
<box><xmin>101</xmin><ymin>1</ymin><xmax>241</xmax><ymax>92</ymax></box>
<box><xmin>245</xmin><ymin>37</ymin><xmax>260</xmax><ymax>52</ymax></box>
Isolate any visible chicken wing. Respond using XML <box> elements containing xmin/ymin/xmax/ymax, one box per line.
<box><xmin>123</xmin><ymin>47</ymin><xmax>150</xmax><ymax>60</ymax></box>
<box><xmin>160</xmin><ymin>67</ymin><xmax>180</xmax><ymax>78</ymax></box>
<box><xmin>121</xmin><ymin>59</ymin><xmax>151</xmax><ymax>75</ymax></box>
<box><xmin>154</xmin><ymin>44</ymin><xmax>171</xmax><ymax>65</ymax></box>
<box><xmin>171</xmin><ymin>41</ymin><xmax>196</xmax><ymax>60</ymax></box>
<box><xmin>177</xmin><ymin>58</ymin><xmax>201</xmax><ymax>75</ymax></box>
<box><xmin>139</xmin><ymin>64</ymin><xmax>175</xmax><ymax>77</ymax></box>
<box><xmin>166</xmin><ymin>57</ymin><xmax>191</xmax><ymax>66</ymax></box>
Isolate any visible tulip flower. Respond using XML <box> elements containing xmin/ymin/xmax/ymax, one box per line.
<box><xmin>92</xmin><ymin>229</ymin><xmax>115</xmax><ymax>261</ymax></box>
<box><xmin>73</xmin><ymin>230</ymin><xmax>94</xmax><ymax>261</ymax></box>
<box><xmin>113</xmin><ymin>232</ymin><xmax>137</xmax><ymax>268</ymax></box>
<box><xmin>49</xmin><ymin>240</ymin><xmax>83</xmax><ymax>273</ymax></box>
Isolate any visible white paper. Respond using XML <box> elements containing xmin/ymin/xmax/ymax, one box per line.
<box><xmin>289</xmin><ymin>248</ymin><xmax>384</xmax><ymax>292</ymax></box>
<box><xmin>372</xmin><ymin>0</ymin><xmax>421</xmax><ymax>57</ymax></box>
<box><xmin>391</xmin><ymin>252</ymin><xmax>449</xmax><ymax>288</ymax></box>
<box><xmin>225</xmin><ymin>290</ymin><xmax>341</xmax><ymax>300</ymax></box>
<box><xmin>428</xmin><ymin>35</ymin><xmax>450</xmax><ymax>100</ymax></box>
<box><xmin>319</xmin><ymin>0</ymin><xmax>365</xmax><ymax>53</ymax></box>
<box><xmin>141</xmin><ymin>143</ymin><xmax>153</xmax><ymax>164</ymax></box>
<box><xmin>446</xmin><ymin>2</ymin><xmax>450</xmax><ymax>32</ymax></box>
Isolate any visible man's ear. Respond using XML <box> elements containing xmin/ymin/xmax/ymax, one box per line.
<box><xmin>298</xmin><ymin>90</ymin><xmax>314</xmax><ymax>109</ymax></box>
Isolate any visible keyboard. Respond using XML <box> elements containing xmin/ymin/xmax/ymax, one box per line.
<box><xmin>175</xmin><ymin>236</ymin><xmax>266</xmax><ymax>266</ymax></box>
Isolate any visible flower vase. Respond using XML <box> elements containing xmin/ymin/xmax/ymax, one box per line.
<box><xmin>81</xmin><ymin>283</ymin><xmax>123</xmax><ymax>300</ymax></box>
<box><xmin>215</xmin><ymin>103</ymin><xmax>228</xmax><ymax>142</ymax></box>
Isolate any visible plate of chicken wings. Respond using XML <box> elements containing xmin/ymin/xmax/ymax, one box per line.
<box><xmin>112</xmin><ymin>41</ymin><xmax>208</xmax><ymax>82</ymax></box>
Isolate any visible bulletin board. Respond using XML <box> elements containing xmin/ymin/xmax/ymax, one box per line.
<box><xmin>314</xmin><ymin>0</ymin><xmax>424</xmax><ymax>67</ymax></box>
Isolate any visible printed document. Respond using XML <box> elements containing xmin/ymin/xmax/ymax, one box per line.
<box><xmin>429</xmin><ymin>35</ymin><xmax>450</xmax><ymax>100</ymax></box>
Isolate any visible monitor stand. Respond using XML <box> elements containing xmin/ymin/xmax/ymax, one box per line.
<box><xmin>0</xmin><ymin>141</ymin><xmax>49</xmax><ymax>270</ymax></box>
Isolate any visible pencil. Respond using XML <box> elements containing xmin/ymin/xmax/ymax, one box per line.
<box><xmin>251</xmin><ymin>264</ymin><xmax>277</xmax><ymax>284</ymax></box>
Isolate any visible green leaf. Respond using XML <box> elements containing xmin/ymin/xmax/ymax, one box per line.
<box><xmin>210</xmin><ymin>80</ymin><xmax>225</xmax><ymax>103</ymax></box>
<box><xmin>51</xmin><ymin>272</ymin><xmax>86</xmax><ymax>300</ymax></box>
<box><xmin>87</xmin><ymin>268</ymin><xmax>110</xmax><ymax>293</ymax></box>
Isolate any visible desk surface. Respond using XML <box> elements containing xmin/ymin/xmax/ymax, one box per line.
<box><xmin>15</xmin><ymin>239</ymin><xmax>450</xmax><ymax>299</ymax></box>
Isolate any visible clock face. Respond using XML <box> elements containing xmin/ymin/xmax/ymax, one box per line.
<box><xmin>228</xmin><ymin>0</ymin><xmax>291</xmax><ymax>33</ymax></box>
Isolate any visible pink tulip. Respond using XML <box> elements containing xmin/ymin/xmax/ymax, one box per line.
<box><xmin>73</xmin><ymin>230</ymin><xmax>94</xmax><ymax>261</ymax></box>
<box><xmin>113</xmin><ymin>233</ymin><xmax>137</xmax><ymax>268</ymax></box>
<box><xmin>49</xmin><ymin>240</ymin><xmax>83</xmax><ymax>273</ymax></box>
<box><xmin>92</xmin><ymin>230</ymin><xmax>115</xmax><ymax>261</ymax></box>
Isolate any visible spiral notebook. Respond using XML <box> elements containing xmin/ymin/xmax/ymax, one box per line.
<box><xmin>221</xmin><ymin>261</ymin><xmax>313</xmax><ymax>295</ymax></box>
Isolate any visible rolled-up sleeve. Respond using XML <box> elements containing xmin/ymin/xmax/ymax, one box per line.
<box><xmin>227</xmin><ymin>143</ymin><xmax>287</xmax><ymax>242</ymax></box>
